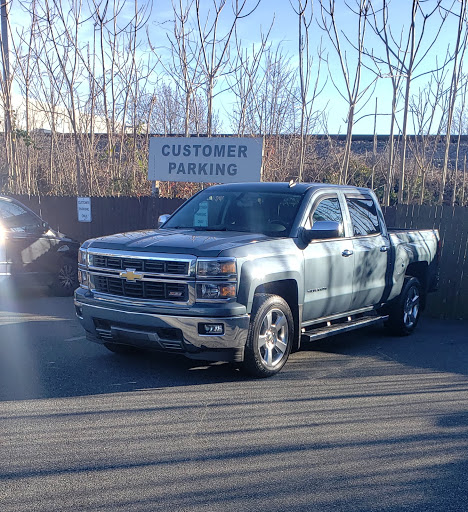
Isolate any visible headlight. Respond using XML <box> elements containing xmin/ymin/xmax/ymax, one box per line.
<box><xmin>78</xmin><ymin>248</ymin><xmax>89</xmax><ymax>288</ymax></box>
<box><xmin>197</xmin><ymin>283</ymin><xmax>236</xmax><ymax>300</ymax></box>
<box><xmin>197</xmin><ymin>258</ymin><xmax>236</xmax><ymax>277</ymax></box>
<box><xmin>196</xmin><ymin>258</ymin><xmax>237</xmax><ymax>300</ymax></box>
<box><xmin>79</xmin><ymin>248</ymin><xmax>88</xmax><ymax>266</ymax></box>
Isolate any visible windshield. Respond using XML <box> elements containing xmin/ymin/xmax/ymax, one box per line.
<box><xmin>163</xmin><ymin>189</ymin><xmax>304</xmax><ymax>237</ymax></box>
<box><xmin>0</xmin><ymin>199</ymin><xmax>43</xmax><ymax>233</ymax></box>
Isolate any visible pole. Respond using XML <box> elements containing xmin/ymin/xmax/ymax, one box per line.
<box><xmin>1</xmin><ymin>0</ymin><xmax>11</xmax><ymax>136</ymax></box>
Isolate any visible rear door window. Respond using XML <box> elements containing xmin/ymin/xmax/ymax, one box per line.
<box><xmin>345</xmin><ymin>196</ymin><xmax>381</xmax><ymax>236</ymax></box>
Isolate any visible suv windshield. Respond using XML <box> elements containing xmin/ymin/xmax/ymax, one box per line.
<box><xmin>0</xmin><ymin>199</ymin><xmax>43</xmax><ymax>233</ymax></box>
<box><xmin>163</xmin><ymin>189</ymin><xmax>304</xmax><ymax>237</ymax></box>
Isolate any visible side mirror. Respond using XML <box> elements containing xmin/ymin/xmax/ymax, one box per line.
<box><xmin>25</xmin><ymin>222</ymin><xmax>48</xmax><ymax>234</ymax></box>
<box><xmin>158</xmin><ymin>214</ymin><xmax>171</xmax><ymax>228</ymax></box>
<box><xmin>303</xmin><ymin>221</ymin><xmax>343</xmax><ymax>243</ymax></box>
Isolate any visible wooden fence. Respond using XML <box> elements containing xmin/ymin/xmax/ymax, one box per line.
<box><xmin>10</xmin><ymin>195</ymin><xmax>468</xmax><ymax>320</ymax></box>
<box><xmin>383</xmin><ymin>204</ymin><xmax>468</xmax><ymax>321</ymax></box>
<box><xmin>11</xmin><ymin>195</ymin><xmax>185</xmax><ymax>242</ymax></box>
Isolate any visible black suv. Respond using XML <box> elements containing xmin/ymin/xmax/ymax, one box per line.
<box><xmin>0</xmin><ymin>196</ymin><xmax>79</xmax><ymax>295</ymax></box>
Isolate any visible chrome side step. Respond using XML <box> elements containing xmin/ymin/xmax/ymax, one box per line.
<box><xmin>301</xmin><ymin>314</ymin><xmax>388</xmax><ymax>343</ymax></box>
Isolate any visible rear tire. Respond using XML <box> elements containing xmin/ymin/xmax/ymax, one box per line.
<box><xmin>385</xmin><ymin>276</ymin><xmax>422</xmax><ymax>336</ymax></box>
<box><xmin>241</xmin><ymin>294</ymin><xmax>293</xmax><ymax>378</ymax></box>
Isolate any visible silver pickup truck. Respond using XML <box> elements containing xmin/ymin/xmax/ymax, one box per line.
<box><xmin>75</xmin><ymin>183</ymin><xmax>440</xmax><ymax>377</ymax></box>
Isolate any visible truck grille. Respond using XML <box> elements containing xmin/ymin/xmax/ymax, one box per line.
<box><xmin>92</xmin><ymin>255</ymin><xmax>189</xmax><ymax>275</ymax></box>
<box><xmin>93</xmin><ymin>275</ymin><xmax>188</xmax><ymax>301</ymax></box>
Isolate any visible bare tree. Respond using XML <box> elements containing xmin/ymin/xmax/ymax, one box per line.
<box><xmin>35</xmin><ymin>0</ymin><xmax>89</xmax><ymax>195</ymax></box>
<box><xmin>255</xmin><ymin>47</ymin><xmax>298</xmax><ymax>136</ymax></box>
<box><xmin>319</xmin><ymin>0</ymin><xmax>375</xmax><ymax>184</ymax></box>
<box><xmin>438</xmin><ymin>0</ymin><xmax>468</xmax><ymax>204</ymax></box>
<box><xmin>253</xmin><ymin>48</ymin><xmax>300</xmax><ymax>181</ymax></box>
<box><xmin>0</xmin><ymin>0</ymin><xmax>16</xmax><ymax>190</ymax></box>
<box><xmin>3</xmin><ymin>0</ymin><xmax>467</xmax><ymax>203</ymax></box>
<box><xmin>369</xmin><ymin>0</ymin><xmax>450</xmax><ymax>204</ymax></box>
<box><xmin>451</xmin><ymin>79</ymin><xmax>468</xmax><ymax>205</ymax></box>
<box><xmin>195</xmin><ymin>0</ymin><xmax>260</xmax><ymax>136</ymax></box>
<box><xmin>367</xmin><ymin>0</ymin><xmax>407</xmax><ymax>205</ymax></box>
<box><xmin>408</xmin><ymin>69</ymin><xmax>447</xmax><ymax>204</ymax></box>
<box><xmin>228</xmin><ymin>21</ymin><xmax>272</xmax><ymax>136</ymax></box>
<box><xmin>292</xmin><ymin>0</ymin><xmax>326</xmax><ymax>182</ymax></box>
<box><xmin>155</xmin><ymin>0</ymin><xmax>205</xmax><ymax>137</ymax></box>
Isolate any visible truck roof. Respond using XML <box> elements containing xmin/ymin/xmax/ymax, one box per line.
<box><xmin>206</xmin><ymin>182</ymin><xmax>368</xmax><ymax>194</ymax></box>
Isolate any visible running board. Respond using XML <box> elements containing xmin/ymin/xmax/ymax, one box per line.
<box><xmin>301</xmin><ymin>314</ymin><xmax>389</xmax><ymax>343</ymax></box>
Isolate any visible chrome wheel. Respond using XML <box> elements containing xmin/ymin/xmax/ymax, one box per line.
<box><xmin>257</xmin><ymin>307</ymin><xmax>289</xmax><ymax>370</ymax></box>
<box><xmin>242</xmin><ymin>294</ymin><xmax>294</xmax><ymax>377</ymax></box>
<box><xmin>403</xmin><ymin>285</ymin><xmax>420</xmax><ymax>329</ymax></box>
<box><xmin>58</xmin><ymin>263</ymin><xmax>76</xmax><ymax>290</ymax></box>
<box><xmin>385</xmin><ymin>276</ymin><xmax>422</xmax><ymax>336</ymax></box>
<box><xmin>51</xmin><ymin>260</ymin><xmax>78</xmax><ymax>296</ymax></box>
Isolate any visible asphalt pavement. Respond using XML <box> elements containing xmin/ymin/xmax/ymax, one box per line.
<box><xmin>0</xmin><ymin>291</ymin><xmax>467</xmax><ymax>512</ymax></box>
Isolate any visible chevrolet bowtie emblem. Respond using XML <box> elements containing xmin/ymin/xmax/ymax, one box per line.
<box><xmin>119</xmin><ymin>269</ymin><xmax>144</xmax><ymax>281</ymax></box>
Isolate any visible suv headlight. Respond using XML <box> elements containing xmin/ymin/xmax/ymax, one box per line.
<box><xmin>196</xmin><ymin>258</ymin><xmax>237</xmax><ymax>301</ymax></box>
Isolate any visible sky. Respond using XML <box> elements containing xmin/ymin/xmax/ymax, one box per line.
<box><xmin>6</xmin><ymin>0</ymin><xmax>466</xmax><ymax>135</ymax></box>
<box><xmin>149</xmin><ymin>0</ymin><xmax>465</xmax><ymax>135</ymax></box>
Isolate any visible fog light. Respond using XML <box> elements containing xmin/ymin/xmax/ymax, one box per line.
<box><xmin>198</xmin><ymin>323</ymin><xmax>224</xmax><ymax>335</ymax></box>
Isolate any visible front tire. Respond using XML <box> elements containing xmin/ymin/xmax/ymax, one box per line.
<box><xmin>50</xmin><ymin>258</ymin><xmax>78</xmax><ymax>296</ymax></box>
<box><xmin>241</xmin><ymin>294</ymin><xmax>294</xmax><ymax>378</ymax></box>
<box><xmin>385</xmin><ymin>276</ymin><xmax>422</xmax><ymax>336</ymax></box>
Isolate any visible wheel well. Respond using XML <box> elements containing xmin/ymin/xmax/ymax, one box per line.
<box><xmin>254</xmin><ymin>280</ymin><xmax>300</xmax><ymax>352</ymax></box>
<box><xmin>405</xmin><ymin>262</ymin><xmax>428</xmax><ymax>308</ymax></box>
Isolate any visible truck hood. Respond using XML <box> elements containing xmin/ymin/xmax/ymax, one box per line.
<box><xmin>86</xmin><ymin>228</ymin><xmax>277</xmax><ymax>257</ymax></box>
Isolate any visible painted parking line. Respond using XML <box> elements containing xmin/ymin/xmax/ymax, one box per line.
<box><xmin>64</xmin><ymin>335</ymin><xmax>87</xmax><ymax>342</ymax></box>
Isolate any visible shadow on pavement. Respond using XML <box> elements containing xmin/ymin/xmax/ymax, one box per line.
<box><xmin>299</xmin><ymin>316</ymin><xmax>468</xmax><ymax>378</ymax></box>
<box><xmin>0</xmin><ymin>294</ymin><xmax>467</xmax><ymax>402</ymax></box>
<box><xmin>1</xmin><ymin>296</ymin><xmax>468</xmax><ymax>512</ymax></box>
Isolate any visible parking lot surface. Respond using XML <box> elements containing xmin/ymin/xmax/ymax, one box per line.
<box><xmin>1</xmin><ymin>292</ymin><xmax>467</xmax><ymax>511</ymax></box>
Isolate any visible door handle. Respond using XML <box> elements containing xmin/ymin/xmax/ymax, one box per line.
<box><xmin>380</xmin><ymin>246</ymin><xmax>389</xmax><ymax>252</ymax></box>
<box><xmin>342</xmin><ymin>249</ymin><xmax>354</xmax><ymax>257</ymax></box>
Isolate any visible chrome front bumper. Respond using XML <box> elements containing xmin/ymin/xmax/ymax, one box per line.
<box><xmin>74</xmin><ymin>291</ymin><xmax>250</xmax><ymax>362</ymax></box>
